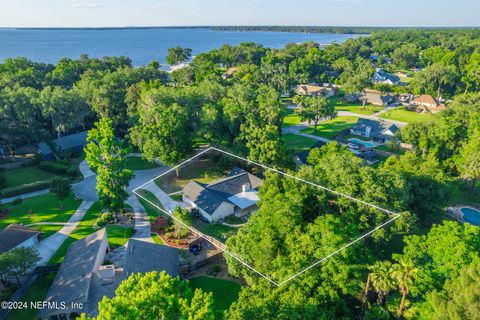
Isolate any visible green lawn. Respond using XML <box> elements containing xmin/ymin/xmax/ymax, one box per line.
<box><xmin>282</xmin><ymin>109</ymin><xmax>302</xmax><ymax>127</ymax></box>
<box><xmin>136</xmin><ymin>189</ymin><xmax>166</xmax><ymax>222</ymax></box>
<box><xmin>124</xmin><ymin>157</ymin><xmax>159</xmax><ymax>170</ymax></box>
<box><xmin>189</xmin><ymin>276</ymin><xmax>241</xmax><ymax>312</ymax></box>
<box><xmin>151</xmin><ymin>233</ymin><xmax>166</xmax><ymax>245</ymax></box>
<box><xmin>300</xmin><ymin>116</ymin><xmax>358</xmax><ymax>140</ymax></box>
<box><xmin>6</xmin><ymin>273</ymin><xmax>56</xmax><ymax>320</ymax></box>
<box><xmin>380</xmin><ymin>106</ymin><xmax>433</xmax><ymax>123</ymax></box>
<box><xmin>374</xmin><ymin>145</ymin><xmax>406</xmax><ymax>155</ymax></box>
<box><xmin>192</xmin><ymin>219</ymin><xmax>237</xmax><ymax>243</ymax></box>
<box><xmin>47</xmin><ymin>201</ymin><xmax>102</xmax><ymax>264</ymax></box>
<box><xmin>282</xmin><ymin>133</ymin><xmax>319</xmax><ymax>154</ymax></box>
<box><xmin>2</xmin><ymin>166</ymin><xmax>58</xmax><ymax>188</ymax></box>
<box><xmin>155</xmin><ymin>159</ymin><xmax>225</xmax><ymax>194</ymax></box>
<box><xmin>0</xmin><ymin>193</ymin><xmax>82</xmax><ymax>238</ymax></box>
<box><xmin>106</xmin><ymin>225</ymin><xmax>134</xmax><ymax>249</ymax></box>
<box><xmin>47</xmin><ymin>202</ymin><xmax>134</xmax><ymax>264</ymax></box>
<box><xmin>333</xmin><ymin>102</ymin><xmax>381</xmax><ymax>115</ymax></box>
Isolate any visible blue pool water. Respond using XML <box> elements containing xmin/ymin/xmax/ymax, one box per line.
<box><xmin>461</xmin><ymin>207</ymin><xmax>480</xmax><ymax>226</ymax></box>
<box><xmin>348</xmin><ymin>138</ymin><xmax>376</xmax><ymax>148</ymax></box>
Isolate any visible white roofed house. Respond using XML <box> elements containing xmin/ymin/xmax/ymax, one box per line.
<box><xmin>372</xmin><ymin>68</ymin><xmax>401</xmax><ymax>85</ymax></box>
<box><xmin>182</xmin><ymin>167</ymin><xmax>263</xmax><ymax>223</ymax></box>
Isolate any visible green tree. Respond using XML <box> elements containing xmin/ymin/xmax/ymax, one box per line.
<box><xmin>81</xmin><ymin>271</ymin><xmax>215</xmax><ymax>320</ymax></box>
<box><xmin>172</xmin><ymin>206</ymin><xmax>191</xmax><ymax>237</ymax></box>
<box><xmin>85</xmin><ymin>118</ymin><xmax>133</xmax><ymax>220</ymax></box>
<box><xmin>428</xmin><ymin>262</ymin><xmax>480</xmax><ymax>320</ymax></box>
<box><xmin>392</xmin><ymin>257</ymin><xmax>419</xmax><ymax>317</ymax></box>
<box><xmin>240</xmin><ymin>120</ymin><xmax>290</xmax><ymax>168</ymax></box>
<box><xmin>49</xmin><ymin>177</ymin><xmax>71</xmax><ymax>209</ymax></box>
<box><xmin>293</xmin><ymin>95</ymin><xmax>336</xmax><ymax>133</ymax></box>
<box><xmin>455</xmin><ymin>128</ymin><xmax>480</xmax><ymax>189</ymax></box>
<box><xmin>462</xmin><ymin>53</ymin><xmax>480</xmax><ymax>93</ymax></box>
<box><xmin>166</xmin><ymin>47</ymin><xmax>192</xmax><ymax>65</ymax></box>
<box><xmin>369</xmin><ymin>261</ymin><xmax>396</xmax><ymax>305</ymax></box>
<box><xmin>4</xmin><ymin>247</ymin><xmax>40</xmax><ymax>289</ymax></box>
<box><xmin>39</xmin><ymin>86</ymin><xmax>90</xmax><ymax>137</ymax></box>
<box><xmin>413</xmin><ymin>63</ymin><xmax>457</xmax><ymax>98</ymax></box>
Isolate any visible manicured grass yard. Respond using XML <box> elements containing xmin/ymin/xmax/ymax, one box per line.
<box><xmin>334</xmin><ymin>102</ymin><xmax>381</xmax><ymax>115</ymax></box>
<box><xmin>106</xmin><ymin>225</ymin><xmax>134</xmax><ymax>249</ymax></box>
<box><xmin>380</xmin><ymin>106</ymin><xmax>434</xmax><ymax>123</ymax></box>
<box><xmin>189</xmin><ymin>276</ymin><xmax>241</xmax><ymax>312</ymax></box>
<box><xmin>6</xmin><ymin>273</ymin><xmax>56</xmax><ymax>320</ymax></box>
<box><xmin>300</xmin><ymin>116</ymin><xmax>358</xmax><ymax>140</ymax></box>
<box><xmin>0</xmin><ymin>193</ymin><xmax>81</xmax><ymax>238</ymax></box>
<box><xmin>192</xmin><ymin>219</ymin><xmax>237</xmax><ymax>242</ymax></box>
<box><xmin>155</xmin><ymin>159</ymin><xmax>225</xmax><ymax>194</ymax></box>
<box><xmin>374</xmin><ymin>144</ymin><xmax>406</xmax><ymax>155</ymax></box>
<box><xmin>136</xmin><ymin>189</ymin><xmax>166</xmax><ymax>222</ymax></box>
<box><xmin>151</xmin><ymin>232</ymin><xmax>166</xmax><ymax>245</ymax></box>
<box><xmin>282</xmin><ymin>133</ymin><xmax>319</xmax><ymax>154</ymax></box>
<box><xmin>47</xmin><ymin>202</ymin><xmax>133</xmax><ymax>264</ymax></box>
<box><xmin>124</xmin><ymin>156</ymin><xmax>159</xmax><ymax>170</ymax></box>
<box><xmin>282</xmin><ymin>109</ymin><xmax>302</xmax><ymax>127</ymax></box>
<box><xmin>2</xmin><ymin>166</ymin><xmax>59</xmax><ymax>188</ymax></box>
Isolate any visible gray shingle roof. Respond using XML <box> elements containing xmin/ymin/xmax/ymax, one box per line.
<box><xmin>351</xmin><ymin>118</ymin><xmax>398</xmax><ymax>138</ymax></box>
<box><xmin>37</xmin><ymin>131</ymin><xmax>88</xmax><ymax>156</ymax></box>
<box><xmin>182</xmin><ymin>170</ymin><xmax>263</xmax><ymax>215</ymax></box>
<box><xmin>0</xmin><ymin>224</ymin><xmax>40</xmax><ymax>254</ymax></box>
<box><xmin>123</xmin><ymin>239</ymin><xmax>180</xmax><ymax>278</ymax></box>
<box><xmin>39</xmin><ymin>229</ymin><xmax>107</xmax><ymax>318</ymax></box>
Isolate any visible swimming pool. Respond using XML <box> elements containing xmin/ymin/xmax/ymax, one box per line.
<box><xmin>348</xmin><ymin>138</ymin><xmax>376</xmax><ymax>148</ymax></box>
<box><xmin>461</xmin><ymin>207</ymin><xmax>480</xmax><ymax>226</ymax></box>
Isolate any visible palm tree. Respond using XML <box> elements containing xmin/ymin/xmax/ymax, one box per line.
<box><xmin>392</xmin><ymin>257</ymin><xmax>419</xmax><ymax>317</ymax></box>
<box><xmin>369</xmin><ymin>260</ymin><xmax>396</xmax><ymax>305</ymax></box>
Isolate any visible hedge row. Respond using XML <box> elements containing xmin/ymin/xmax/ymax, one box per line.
<box><xmin>1</xmin><ymin>180</ymin><xmax>51</xmax><ymax>198</ymax></box>
<box><xmin>38</xmin><ymin>161</ymin><xmax>69</xmax><ymax>174</ymax></box>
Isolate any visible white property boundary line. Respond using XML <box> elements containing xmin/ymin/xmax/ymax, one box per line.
<box><xmin>133</xmin><ymin>146</ymin><xmax>402</xmax><ymax>286</ymax></box>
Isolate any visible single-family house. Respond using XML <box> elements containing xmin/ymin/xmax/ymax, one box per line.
<box><xmin>350</xmin><ymin>118</ymin><xmax>399</xmax><ymax>143</ymax></box>
<box><xmin>292</xmin><ymin>141</ymin><xmax>327</xmax><ymax>167</ymax></box>
<box><xmin>295</xmin><ymin>83</ymin><xmax>337</xmax><ymax>98</ymax></box>
<box><xmin>37</xmin><ymin>131</ymin><xmax>88</xmax><ymax>160</ymax></box>
<box><xmin>408</xmin><ymin>94</ymin><xmax>446</xmax><ymax>114</ymax></box>
<box><xmin>0</xmin><ymin>224</ymin><xmax>40</xmax><ymax>254</ymax></box>
<box><xmin>360</xmin><ymin>91</ymin><xmax>395</xmax><ymax>107</ymax></box>
<box><xmin>222</xmin><ymin>67</ymin><xmax>238</xmax><ymax>79</ymax></box>
<box><xmin>372</xmin><ymin>68</ymin><xmax>401</xmax><ymax>85</ymax></box>
<box><xmin>182</xmin><ymin>168</ymin><xmax>264</xmax><ymax>223</ymax></box>
<box><xmin>123</xmin><ymin>239</ymin><xmax>180</xmax><ymax>278</ymax></box>
<box><xmin>39</xmin><ymin>229</ymin><xmax>109</xmax><ymax>320</ymax></box>
<box><xmin>397</xmin><ymin>93</ymin><xmax>414</xmax><ymax>104</ymax></box>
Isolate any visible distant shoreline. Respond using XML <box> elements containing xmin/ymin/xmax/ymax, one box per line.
<box><xmin>0</xmin><ymin>26</ymin><xmax>478</xmax><ymax>34</ymax></box>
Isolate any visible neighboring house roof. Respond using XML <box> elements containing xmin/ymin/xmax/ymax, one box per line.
<box><xmin>361</xmin><ymin>92</ymin><xmax>394</xmax><ymax>106</ymax></box>
<box><xmin>295</xmin><ymin>83</ymin><xmax>336</xmax><ymax>96</ymax></box>
<box><xmin>222</xmin><ymin>67</ymin><xmax>238</xmax><ymax>78</ymax></box>
<box><xmin>37</xmin><ymin>131</ymin><xmax>88</xmax><ymax>156</ymax></box>
<box><xmin>412</xmin><ymin>94</ymin><xmax>437</xmax><ymax>106</ymax></box>
<box><xmin>182</xmin><ymin>169</ymin><xmax>263</xmax><ymax>215</ymax></box>
<box><xmin>0</xmin><ymin>224</ymin><xmax>40</xmax><ymax>254</ymax></box>
<box><xmin>294</xmin><ymin>141</ymin><xmax>327</xmax><ymax>164</ymax></box>
<box><xmin>351</xmin><ymin>118</ymin><xmax>398</xmax><ymax>138</ymax></box>
<box><xmin>372</xmin><ymin>69</ymin><xmax>400</xmax><ymax>84</ymax></box>
<box><xmin>39</xmin><ymin>229</ymin><xmax>107</xmax><ymax>318</ymax></box>
<box><xmin>123</xmin><ymin>239</ymin><xmax>180</xmax><ymax>279</ymax></box>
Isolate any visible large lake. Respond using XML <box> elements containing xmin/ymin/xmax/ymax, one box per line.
<box><xmin>0</xmin><ymin>28</ymin><xmax>359</xmax><ymax>66</ymax></box>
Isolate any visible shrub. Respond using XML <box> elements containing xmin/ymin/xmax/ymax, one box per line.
<box><xmin>124</xmin><ymin>227</ymin><xmax>134</xmax><ymax>238</ymax></box>
<box><xmin>1</xmin><ymin>180</ymin><xmax>51</xmax><ymax>198</ymax></box>
<box><xmin>38</xmin><ymin>161</ymin><xmax>68</xmax><ymax>174</ymax></box>
<box><xmin>165</xmin><ymin>232</ymin><xmax>173</xmax><ymax>239</ymax></box>
<box><xmin>101</xmin><ymin>212</ymin><xmax>113</xmax><ymax>223</ymax></box>
<box><xmin>97</xmin><ymin>220</ymin><xmax>105</xmax><ymax>227</ymax></box>
<box><xmin>212</xmin><ymin>264</ymin><xmax>221</xmax><ymax>273</ymax></box>
<box><xmin>66</xmin><ymin>167</ymin><xmax>78</xmax><ymax>177</ymax></box>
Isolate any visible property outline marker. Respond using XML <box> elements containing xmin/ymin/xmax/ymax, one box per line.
<box><xmin>133</xmin><ymin>146</ymin><xmax>403</xmax><ymax>286</ymax></box>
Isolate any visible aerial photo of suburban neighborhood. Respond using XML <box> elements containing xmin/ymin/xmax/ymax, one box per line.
<box><xmin>0</xmin><ymin>1</ymin><xmax>479</xmax><ymax>319</ymax></box>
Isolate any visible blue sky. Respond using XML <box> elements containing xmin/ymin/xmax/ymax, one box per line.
<box><xmin>0</xmin><ymin>0</ymin><xmax>478</xmax><ymax>27</ymax></box>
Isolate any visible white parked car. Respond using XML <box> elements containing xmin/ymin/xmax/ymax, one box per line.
<box><xmin>347</xmin><ymin>143</ymin><xmax>359</xmax><ymax>149</ymax></box>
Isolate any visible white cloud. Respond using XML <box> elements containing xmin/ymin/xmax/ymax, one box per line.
<box><xmin>71</xmin><ymin>1</ymin><xmax>110</xmax><ymax>8</ymax></box>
